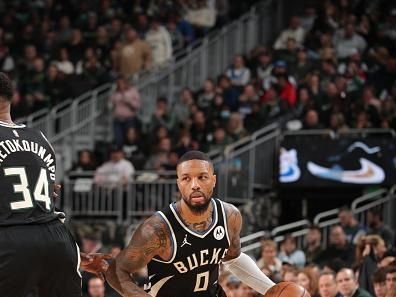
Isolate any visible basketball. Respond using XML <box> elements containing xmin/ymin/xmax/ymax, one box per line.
<box><xmin>264</xmin><ymin>282</ymin><xmax>311</xmax><ymax>297</ymax></box>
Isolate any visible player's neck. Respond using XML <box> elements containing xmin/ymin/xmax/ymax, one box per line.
<box><xmin>179</xmin><ymin>200</ymin><xmax>213</xmax><ymax>224</ymax></box>
<box><xmin>0</xmin><ymin>104</ymin><xmax>13</xmax><ymax>124</ymax></box>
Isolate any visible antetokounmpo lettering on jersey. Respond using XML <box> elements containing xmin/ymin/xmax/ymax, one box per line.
<box><xmin>173</xmin><ymin>248</ymin><xmax>228</xmax><ymax>273</ymax></box>
<box><xmin>0</xmin><ymin>139</ymin><xmax>55</xmax><ymax>181</ymax></box>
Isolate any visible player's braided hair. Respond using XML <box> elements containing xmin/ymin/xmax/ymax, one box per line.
<box><xmin>0</xmin><ymin>72</ymin><xmax>13</xmax><ymax>101</ymax></box>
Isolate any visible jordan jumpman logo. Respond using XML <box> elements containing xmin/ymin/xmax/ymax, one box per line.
<box><xmin>181</xmin><ymin>234</ymin><xmax>192</xmax><ymax>247</ymax></box>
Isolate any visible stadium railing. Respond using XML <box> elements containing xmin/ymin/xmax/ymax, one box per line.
<box><xmin>240</xmin><ymin>187</ymin><xmax>396</xmax><ymax>254</ymax></box>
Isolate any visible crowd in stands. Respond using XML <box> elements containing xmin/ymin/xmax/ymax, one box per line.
<box><xmin>1</xmin><ymin>0</ymin><xmax>255</xmax><ymax>119</ymax></box>
<box><xmin>66</xmin><ymin>0</ymin><xmax>396</xmax><ymax>180</ymax></box>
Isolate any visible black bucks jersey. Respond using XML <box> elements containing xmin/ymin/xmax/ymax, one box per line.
<box><xmin>0</xmin><ymin>123</ymin><xmax>59</xmax><ymax>226</ymax></box>
<box><xmin>146</xmin><ymin>198</ymin><xmax>230</xmax><ymax>297</ymax></box>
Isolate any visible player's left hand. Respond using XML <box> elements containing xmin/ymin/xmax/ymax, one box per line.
<box><xmin>80</xmin><ymin>252</ymin><xmax>113</xmax><ymax>281</ymax></box>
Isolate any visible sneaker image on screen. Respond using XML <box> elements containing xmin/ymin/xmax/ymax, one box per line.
<box><xmin>279</xmin><ymin>148</ymin><xmax>301</xmax><ymax>183</ymax></box>
<box><xmin>307</xmin><ymin>141</ymin><xmax>385</xmax><ymax>184</ymax></box>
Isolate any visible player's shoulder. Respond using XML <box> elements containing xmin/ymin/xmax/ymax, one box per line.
<box><xmin>138</xmin><ymin>212</ymin><xmax>169</xmax><ymax>235</ymax></box>
<box><xmin>221</xmin><ymin>201</ymin><xmax>241</xmax><ymax>217</ymax></box>
<box><xmin>130</xmin><ymin>212</ymin><xmax>170</xmax><ymax>252</ymax></box>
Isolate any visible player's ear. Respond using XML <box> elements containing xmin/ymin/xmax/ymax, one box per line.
<box><xmin>212</xmin><ymin>174</ymin><xmax>216</xmax><ymax>187</ymax></box>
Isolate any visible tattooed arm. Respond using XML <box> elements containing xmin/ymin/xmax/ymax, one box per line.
<box><xmin>222</xmin><ymin>202</ymin><xmax>243</xmax><ymax>261</ymax></box>
<box><xmin>106</xmin><ymin>214</ymin><xmax>169</xmax><ymax>297</ymax></box>
<box><xmin>221</xmin><ymin>202</ymin><xmax>275</xmax><ymax>294</ymax></box>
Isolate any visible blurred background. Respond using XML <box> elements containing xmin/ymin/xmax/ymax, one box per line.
<box><xmin>3</xmin><ymin>0</ymin><xmax>396</xmax><ymax>296</ymax></box>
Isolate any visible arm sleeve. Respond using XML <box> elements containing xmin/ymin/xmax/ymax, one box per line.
<box><xmin>222</xmin><ymin>252</ymin><xmax>275</xmax><ymax>294</ymax></box>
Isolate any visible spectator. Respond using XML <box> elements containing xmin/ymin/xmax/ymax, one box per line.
<box><xmin>56</xmin><ymin>47</ymin><xmax>74</xmax><ymax>75</ymax></box>
<box><xmin>185</xmin><ymin>0</ymin><xmax>216</xmax><ymax>37</ymax></box>
<box><xmin>295</xmin><ymin>86</ymin><xmax>314</xmax><ymax>119</ymax></box>
<box><xmin>208</xmin><ymin>126</ymin><xmax>231</xmax><ymax>153</ymax></box>
<box><xmin>116</xmin><ymin>27</ymin><xmax>152</xmax><ymax>78</ymax></box>
<box><xmin>172</xmin><ymin>88</ymin><xmax>195</xmax><ymax>128</ymax></box>
<box><xmin>68</xmin><ymin>29</ymin><xmax>86</xmax><ymax>65</ymax></box>
<box><xmin>238</xmin><ymin>84</ymin><xmax>259</xmax><ymax>113</ymax></box>
<box><xmin>338</xmin><ymin>206</ymin><xmax>366</xmax><ymax>244</ymax></box>
<box><xmin>57</xmin><ymin>15</ymin><xmax>73</xmax><ymax>44</ymax></box>
<box><xmin>225</xmin><ymin>274</ymin><xmax>242</xmax><ymax>297</ymax></box>
<box><xmin>300</xmin><ymin>7</ymin><xmax>317</xmax><ymax>32</ymax></box>
<box><xmin>244</xmin><ymin>102</ymin><xmax>266</xmax><ymax>133</ymax></box>
<box><xmin>45</xmin><ymin>64</ymin><xmax>68</xmax><ymax>106</ymax></box>
<box><xmin>318</xmin><ymin>225</ymin><xmax>355</xmax><ymax>267</ymax></box>
<box><xmin>367</xmin><ymin>209</ymin><xmax>395</xmax><ymax>249</ymax></box>
<box><xmin>150</xmin><ymin>97</ymin><xmax>175</xmax><ymax>133</ymax></box>
<box><xmin>122</xmin><ymin>126</ymin><xmax>146</xmax><ymax>170</ymax></box>
<box><xmin>217</xmin><ymin>74</ymin><xmax>239</xmax><ymax>111</ymax></box>
<box><xmin>329</xmin><ymin>112</ymin><xmax>349</xmax><ymax>133</ymax></box>
<box><xmin>190</xmin><ymin>110</ymin><xmax>210</xmax><ymax>150</ymax></box>
<box><xmin>372</xmin><ymin>268</ymin><xmax>387</xmax><ymax>297</ymax></box>
<box><xmin>94</xmin><ymin>146</ymin><xmax>135</xmax><ymax>187</ymax></box>
<box><xmin>166</xmin><ymin>18</ymin><xmax>184</xmax><ymax>53</ymax></box>
<box><xmin>303</xmin><ymin>109</ymin><xmax>323</xmax><ymax>129</ymax></box>
<box><xmin>23</xmin><ymin>57</ymin><xmax>47</xmax><ymax>112</ymax></box>
<box><xmin>0</xmin><ymin>45</ymin><xmax>15</xmax><ymax>74</ymax></box>
<box><xmin>298</xmin><ymin>267</ymin><xmax>320</xmax><ymax>297</ymax></box>
<box><xmin>333</xmin><ymin>22</ymin><xmax>367</xmax><ymax>59</ymax></box>
<box><xmin>277</xmin><ymin>73</ymin><xmax>297</xmax><ymax>107</ymax></box>
<box><xmin>70</xmin><ymin>149</ymin><xmax>97</xmax><ymax>172</ymax></box>
<box><xmin>385</xmin><ymin>267</ymin><xmax>396</xmax><ymax>293</ymax></box>
<box><xmin>135</xmin><ymin>14</ymin><xmax>150</xmax><ymax>38</ymax></box>
<box><xmin>86</xmin><ymin>277</ymin><xmax>106</xmax><ymax>297</ymax></box>
<box><xmin>197</xmin><ymin>79</ymin><xmax>216</xmax><ymax>111</ymax></box>
<box><xmin>145</xmin><ymin>18</ymin><xmax>172</xmax><ymax>67</ymax></box>
<box><xmin>319</xmin><ymin>272</ymin><xmax>342</xmax><ymax>297</ymax></box>
<box><xmin>336</xmin><ymin>268</ymin><xmax>373</xmax><ymax>297</ymax></box>
<box><xmin>274</xmin><ymin>16</ymin><xmax>305</xmax><ymax>50</ymax></box>
<box><xmin>305</xmin><ymin>225</ymin><xmax>323</xmax><ymax>265</ymax></box>
<box><xmin>226</xmin><ymin>55</ymin><xmax>251</xmax><ymax>87</ymax></box>
<box><xmin>94</xmin><ymin>26</ymin><xmax>111</xmax><ymax>66</ymax></box>
<box><xmin>257</xmin><ymin>239</ymin><xmax>282</xmax><ymax>282</ymax></box>
<box><xmin>292</xmin><ymin>48</ymin><xmax>313</xmax><ymax>84</ymax></box>
<box><xmin>226</xmin><ymin>112</ymin><xmax>248</xmax><ymax>142</ymax></box>
<box><xmin>253</xmin><ymin>50</ymin><xmax>273</xmax><ymax>85</ymax></box>
<box><xmin>144</xmin><ymin>137</ymin><xmax>171</xmax><ymax>170</ymax></box>
<box><xmin>110</xmin><ymin>76</ymin><xmax>141</xmax><ymax>146</ymax></box>
<box><xmin>278</xmin><ymin>234</ymin><xmax>306</xmax><ymax>268</ymax></box>
<box><xmin>356</xmin><ymin>235</ymin><xmax>387</xmax><ymax>295</ymax></box>
<box><xmin>283</xmin><ymin>266</ymin><xmax>299</xmax><ymax>283</ymax></box>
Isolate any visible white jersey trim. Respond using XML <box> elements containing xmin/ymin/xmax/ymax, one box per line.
<box><xmin>0</xmin><ymin>121</ymin><xmax>26</xmax><ymax>128</ymax></box>
<box><xmin>169</xmin><ymin>199</ymin><xmax>218</xmax><ymax>238</ymax></box>
<box><xmin>152</xmin><ymin>211</ymin><xmax>178</xmax><ymax>264</ymax></box>
<box><xmin>75</xmin><ymin>243</ymin><xmax>82</xmax><ymax>279</ymax></box>
<box><xmin>40</xmin><ymin>131</ymin><xmax>55</xmax><ymax>152</ymax></box>
<box><xmin>219</xmin><ymin>200</ymin><xmax>231</xmax><ymax>246</ymax></box>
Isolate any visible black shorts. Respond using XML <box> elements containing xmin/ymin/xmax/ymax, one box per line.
<box><xmin>0</xmin><ymin>220</ymin><xmax>81</xmax><ymax>297</ymax></box>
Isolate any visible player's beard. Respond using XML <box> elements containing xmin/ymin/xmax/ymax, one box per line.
<box><xmin>183</xmin><ymin>191</ymin><xmax>212</xmax><ymax>215</ymax></box>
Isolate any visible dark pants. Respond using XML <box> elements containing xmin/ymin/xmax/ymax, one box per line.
<box><xmin>113</xmin><ymin>117</ymin><xmax>139</xmax><ymax>146</ymax></box>
<box><xmin>0</xmin><ymin>220</ymin><xmax>81</xmax><ymax>297</ymax></box>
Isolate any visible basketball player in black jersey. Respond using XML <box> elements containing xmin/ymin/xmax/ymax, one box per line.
<box><xmin>106</xmin><ymin>150</ymin><xmax>275</xmax><ymax>296</ymax></box>
<box><xmin>0</xmin><ymin>72</ymin><xmax>109</xmax><ymax>296</ymax></box>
